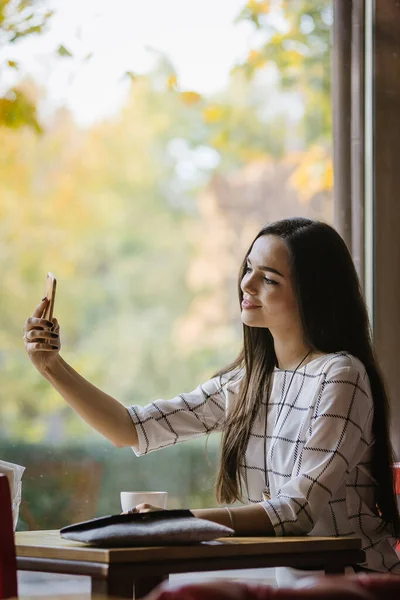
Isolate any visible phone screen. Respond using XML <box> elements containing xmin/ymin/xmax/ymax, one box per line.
<box><xmin>43</xmin><ymin>272</ymin><xmax>57</xmax><ymax>321</ymax></box>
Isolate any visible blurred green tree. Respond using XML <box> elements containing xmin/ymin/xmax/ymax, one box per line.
<box><xmin>0</xmin><ymin>1</ymin><xmax>332</xmax><ymax>441</ymax></box>
<box><xmin>233</xmin><ymin>0</ymin><xmax>333</xmax><ymax>199</ymax></box>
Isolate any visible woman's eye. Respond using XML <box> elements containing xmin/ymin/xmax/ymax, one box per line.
<box><xmin>264</xmin><ymin>277</ymin><xmax>277</xmax><ymax>285</ymax></box>
<box><xmin>244</xmin><ymin>266</ymin><xmax>252</xmax><ymax>273</ymax></box>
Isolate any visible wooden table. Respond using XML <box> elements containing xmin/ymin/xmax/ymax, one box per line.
<box><xmin>15</xmin><ymin>530</ymin><xmax>366</xmax><ymax>599</ymax></box>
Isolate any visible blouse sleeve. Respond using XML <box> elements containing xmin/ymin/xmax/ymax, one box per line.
<box><xmin>261</xmin><ymin>365</ymin><xmax>374</xmax><ymax>535</ymax></box>
<box><xmin>128</xmin><ymin>373</ymin><xmax>237</xmax><ymax>456</ymax></box>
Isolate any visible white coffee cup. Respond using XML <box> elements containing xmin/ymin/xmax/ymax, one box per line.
<box><xmin>120</xmin><ymin>491</ymin><xmax>168</xmax><ymax>512</ymax></box>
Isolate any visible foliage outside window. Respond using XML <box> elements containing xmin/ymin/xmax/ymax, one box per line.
<box><xmin>0</xmin><ymin>0</ymin><xmax>332</xmax><ymax>526</ymax></box>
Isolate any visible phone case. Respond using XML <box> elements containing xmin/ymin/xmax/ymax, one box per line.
<box><xmin>60</xmin><ymin>510</ymin><xmax>233</xmax><ymax>547</ymax></box>
<box><xmin>43</xmin><ymin>273</ymin><xmax>56</xmax><ymax>321</ymax></box>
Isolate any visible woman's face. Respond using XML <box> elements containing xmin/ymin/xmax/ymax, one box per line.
<box><xmin>240</xmin><ymin>234</ymin><xmax>301</xmax><ymax>331</ymax></box>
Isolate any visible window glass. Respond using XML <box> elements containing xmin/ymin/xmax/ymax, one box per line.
<box><xmin>0</xmin><ymin>0</ymin><xmax>333</xmax><ymax>529</ymax></box>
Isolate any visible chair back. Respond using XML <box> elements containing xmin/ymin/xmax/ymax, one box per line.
<box><xmin>394</xmin><ymin>463</ymin><xmax>400</xmax><ymax>495</ymax></box>
<box><xmin>0</xmin><ymin>474</ymin><xmax>18</xmax><ymax>598</ymax></box>
<box><xmin>394</xmin><ymin>463</ymin><xmax>400</xmax><ymax>549</ymax></box>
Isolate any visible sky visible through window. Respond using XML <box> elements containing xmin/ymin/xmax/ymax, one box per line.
<box><xmin>3</xmin><ymin>0</ymin><xmax>267</xmax><ymax>125</ymax></box>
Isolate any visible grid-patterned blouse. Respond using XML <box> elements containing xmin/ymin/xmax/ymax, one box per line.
<box><xmin>128</xmin><ymin>352</ymin><xmax>400</xmax><ymax>573</ymax></box>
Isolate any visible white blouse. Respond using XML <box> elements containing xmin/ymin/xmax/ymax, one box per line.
<box><xmin>128</xmin><ymin>352</ymin><xmax>400</xmax><ymax>573</ymax></box>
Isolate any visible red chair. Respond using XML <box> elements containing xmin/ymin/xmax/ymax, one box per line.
<box><xmin>0</xmin><ymin>474</ymin><xmax>18</xmax><ymax>599</ymax></box>
<box><xmin>144</xmin><ymin>575</ymin><xmax>400</xmax><ymax>600</ymax></box>
<box><xmin>394</xmin><ymin>463</ymin><xmax>400</xmax><ymax>494</ymax></box>
<box><xmin>394</xmin><ymin>463</ymin><xmax>400</xmax><ymax>552</ymax></box>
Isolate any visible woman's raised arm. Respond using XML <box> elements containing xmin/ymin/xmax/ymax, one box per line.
<box><xmin>23</xmin><ymin>298</ymin><xmax>138</xmax><ymax>448</ymax></box>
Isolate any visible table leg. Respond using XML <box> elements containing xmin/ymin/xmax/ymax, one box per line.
<box><xmin>324</xmin><ymin>564</ymin><xmax>346</xmax><ymax>575</ymax></box>
<box><xmin>91</xmin><ymin>564</ymin><xmax>135</xmax><ymax>598</ymax></box>
<box><xmin>134</xmin><ymin>576</ymin><xmax>169</xmax><ymax>599</ymax></box>
<box><xmin>91</xmin><ymin>566</ymin><xmax>168</xmax><ymax>599</ymax></box>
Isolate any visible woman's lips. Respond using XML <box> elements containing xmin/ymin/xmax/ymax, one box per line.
<box><xmin>241</xmin><ymin>300</ymin><xmax>261</xmax><ymax>309</ymax></box>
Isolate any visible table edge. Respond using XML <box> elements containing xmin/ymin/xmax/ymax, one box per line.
<box><xmin>15</xmin><ymin>531</ymin><xmax>362</xmax><ymax>564</ymax></box>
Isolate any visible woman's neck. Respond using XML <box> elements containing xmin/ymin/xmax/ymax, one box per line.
<box><xmin>272</xmin><ymin>334</ymin><xmax>314</xmax><ymax>371</ymax></box>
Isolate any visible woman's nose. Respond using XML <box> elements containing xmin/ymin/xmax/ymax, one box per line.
<box><xmin>241</xmin><ymin>275</ymin><xmax>257</xmax><ymax>295</ymax></box>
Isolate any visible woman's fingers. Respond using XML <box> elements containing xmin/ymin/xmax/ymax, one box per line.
<box><xmin>51</xmin><ymin>317</ymin><xmax>60</xmax><ymax>333</ymax></box>
<box><xmin>24</xmin><ymin>303</ymin><xmax>61</xmax><ymax>372</ymax></box>
<box><xmin>25</xmin><ymin>325</ymin><xmax>58</xmax><ymax>341</ymax></box>
<box><xmin>135</xmin><ymin>503</ymin><xmax>167</xmax><ymax>513</ymax></box>
<box><xmin>25</xmin><ymin>341</ymin><xmax>59</xmax><ymax>352</ymax></box>
<box><xmin>24</xmin><ymin>328</ymin><xmax>59</xmax><ymax>342</ymax></box>
<box><xmin>23</xmin><ymin>304</ymin><xmax>61</xmax><ymax>354</ymax></box>
<box><xmin>32</xmin><ymin>298</ymin><xmax>48</xmax><ymax>318</ymax></box>
<box><xmin>24</xmin><ymin>316</ymin><xmax>54</xmax><ymax>333</ymax></box>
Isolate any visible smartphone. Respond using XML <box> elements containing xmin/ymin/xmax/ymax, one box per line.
<box><xmin>42</xmin><ymin>272</ymin><xmax>57</xmax><ymax>322</ymax></box>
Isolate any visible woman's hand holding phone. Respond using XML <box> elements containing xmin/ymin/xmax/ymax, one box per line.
<box><xmin>23</xmin><ymin>273</ymin><xmax>139</xmax><ymax>448</ymax></box>
<box><xmin>23</xmin><ymin>274</ymin><xmax>61</xmax><ymax>373</ymax></box>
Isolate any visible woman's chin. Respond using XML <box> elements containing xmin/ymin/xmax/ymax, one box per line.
<box><xmin>241</xmin><ymin>314</ymin><xmax>266</xmax><ymax>328</ymax></box>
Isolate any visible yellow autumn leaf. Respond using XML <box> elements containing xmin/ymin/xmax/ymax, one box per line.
<box><xmin>322</xmin><ymin>160</ymin><xmax>334</xmax><ymax>190</ymax></box>
<box><xmin>270</xmin><ymin>33</ymin><xmax>286</xmax><ymax>46</ymax></box>
<box><xmin>180</xmin><ymin>91</ymin><xmax>202</xmax><ymax>105</ymax></box>
<box><xmin>167</xmin><ymin>74</ymin><xmax>178</xmax><ymax>91</ymax></box>
<box><xmin>211</xmin><ymin>130</ymin><xmax>229</xmax><ymax>150</ymax></box>
<box><xmin>285</xmin><ymin>49</ymin><xmax>303</xmax><ymax>69</ymax></box>
<box><xmin>247</xmin><ymin>50</ymin><xmax>266</xmax><ymax>68</ymax></box>
<box><xmin>247</xmin><ymin>0</ymin><xmax>271</xmax><ymax>15</ymax></box>
<box><xmin>203</xmin><ymin>105</ymin><xmax>224</xmax><ymax>124</ymax></box>
<box><xmin>239</xmin><ymin>147</ymin><xmax>269</xmax><ymax>162</ymax></box>
<box><xmin>289</xmin><ymin>146</ymin><xmax>332</xmax><ymax>203</ymax></box>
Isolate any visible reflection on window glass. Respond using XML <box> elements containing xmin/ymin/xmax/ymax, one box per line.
<box><xmin>0</xmin><ymin>0</ymin><xmax>332</xmax><ymax>528</ymax></box>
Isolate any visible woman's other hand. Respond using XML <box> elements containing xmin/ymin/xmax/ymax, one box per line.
<box><xmin>135</xmin><ymin>503</ymin><xmax>167</xmax><ymax>513</ymax></box>
<box><xmin>121</xmin><ymin>503</ymin><xmax>168</xmax><ymax>515</ymax></box>
<box><xmin>23</xmin><ymin>298</ymin><xmax>61</xmax><ymax>373</ymax></box>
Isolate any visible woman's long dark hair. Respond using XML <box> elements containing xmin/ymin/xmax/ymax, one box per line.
<box><xmin>215</xmin><ymin>217</ymin><xmax>400</xmax><ymax>537</ymax></box>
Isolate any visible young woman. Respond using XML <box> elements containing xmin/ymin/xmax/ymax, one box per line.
<box><xmin>23</xmin><ymin>217</ymin><xmax>400</xmax><ymax>581</ymax></box>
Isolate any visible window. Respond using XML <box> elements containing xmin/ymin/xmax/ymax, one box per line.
<box><xmin>0</xmin><ymin>0</ymin><xmax>333</xmax><ymax>529</ymax></box>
